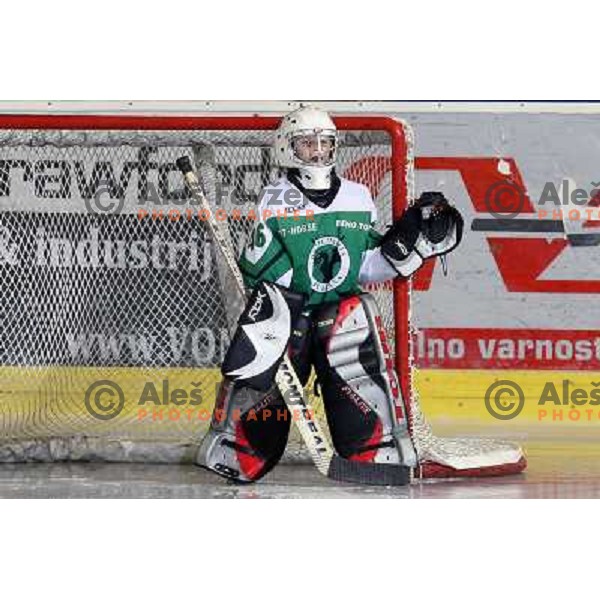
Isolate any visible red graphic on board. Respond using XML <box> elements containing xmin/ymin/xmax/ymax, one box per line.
<box><xmin>347</xmin><ymin>156</ymin><xmax>600</xmax><ymax>370</ymax></box>
<box><xmin>346</xmin><ymin>156</ymin><xmax>600</xmax><ymax>294</ymax></box>
<box><xmin>414</xmin><ymin>327</ymin><xmax>600</xmax><ymax>370</ymax></box>
<box><xmin>416</xmin><ymin>157</ymin><xmax>600</xmax><ymax>293</ymax></box>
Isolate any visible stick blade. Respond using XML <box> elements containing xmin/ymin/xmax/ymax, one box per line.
<box><xmin>328</xmin><ymin>456</ymin><xmax>411</xmax><ymax>486</ymax></box>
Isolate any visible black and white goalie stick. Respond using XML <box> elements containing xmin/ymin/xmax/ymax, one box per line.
<box><xmin>177</xmin><ymin>156</ymin><xmax>410</xmax><ymax>486</ymax></box>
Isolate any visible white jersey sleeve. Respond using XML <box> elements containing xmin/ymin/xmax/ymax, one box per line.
<box><xmin>358</xmin><ymin>202</ymin><xmax>399</xmax><ymax>284</ymax></box>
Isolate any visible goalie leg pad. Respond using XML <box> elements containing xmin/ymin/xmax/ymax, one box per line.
<box><xmin>197</xmin><ymin>312</ymin><xmax>313</xmax><ymax>482</ymax></box>
<box><xmin>196</xmin><ymin>380</ymin><xmax>291</xmax><ymax>482</ymax></box>
<box><xmin>312</xmin><ymin>294</ymin><xmax>417</xmax><ymax>467</ymax></box>
<box><xmin>221</xmin><ymin>281</ymin><xmax>306</xmax><ymax>392</ymax></box>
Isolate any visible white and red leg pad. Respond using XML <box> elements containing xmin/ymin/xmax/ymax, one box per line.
<box><xmin>196</xmin><ymin>378</ymin><xmax>291</xmax><ymax>482</ymax></box>
<box><xmin>312</xmin><ymin>294</ymin><xmax>418</xmax><ymax>468</ymax></box>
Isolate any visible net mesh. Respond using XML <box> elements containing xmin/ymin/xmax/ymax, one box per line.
<box><xmin>0</xmin><ymin>128</ymin><xmax>397</xmax><ymax>462</ymax></box>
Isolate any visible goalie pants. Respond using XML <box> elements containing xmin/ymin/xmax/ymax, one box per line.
<box><xmin>197</xmin><ymin>293</ymin><xmax>412</xmax><ymax>482</ymax></box>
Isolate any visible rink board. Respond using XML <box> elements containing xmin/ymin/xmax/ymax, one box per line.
<box><xmin>1</xmin><ymin>366</ymin><xmax>600</xmax><ymax>451</ymax></box>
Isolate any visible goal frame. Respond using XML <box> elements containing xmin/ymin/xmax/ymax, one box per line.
<box><xmin>0</xmin><ymin>112</ymin><xmax>414</xmax><ymax>409</ymax></box>
<box><xmin>0</xmin><ymin>112</ymin><xmax>529</xmax><ymax>478</ymax></box>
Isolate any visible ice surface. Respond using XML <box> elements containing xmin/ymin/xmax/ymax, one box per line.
<box><xmin>1</xmin><ymin>433</ymin><xmax>600</xmax><ymax>498</ymax></box>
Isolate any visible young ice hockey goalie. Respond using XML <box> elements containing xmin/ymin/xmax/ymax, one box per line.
<box><xmin>197</xmin><ymin>106</ymin><xmax>464</xmax><ymax>482</ymax></box>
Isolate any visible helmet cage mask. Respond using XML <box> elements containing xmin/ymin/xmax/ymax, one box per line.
<box><xmin>290</xmin><ymin>130</ymin><xmax>337</xmax><ymax>167</ymax></box>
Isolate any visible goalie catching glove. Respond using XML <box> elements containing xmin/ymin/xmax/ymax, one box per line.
<box><xmin>380</xmin><ymin>192</ymin><xmax>464</xmax><ymax>277</ymax></box>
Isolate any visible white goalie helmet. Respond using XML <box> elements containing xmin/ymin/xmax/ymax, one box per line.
<box><xmin>274</xmin><ymin>106</ymin><xmax>338</xmax><ymax>190</ymax></box>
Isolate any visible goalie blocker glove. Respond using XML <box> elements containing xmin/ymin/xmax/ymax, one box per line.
<box><xmin>221</xmin><ymin>281</ymin><xmax>306</xmax><ymax>392</ymax></box>
<box><xmin>380</xmin><ymin>191</ymin><xmax>464</xmax><ymax>277</ymax></box>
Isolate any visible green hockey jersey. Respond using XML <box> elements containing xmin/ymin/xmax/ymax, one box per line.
<box><xmin>238</xmin><ymin>176</ymin><xmax>397</xmax><ymax>307</ymax></box>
